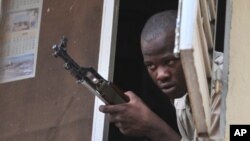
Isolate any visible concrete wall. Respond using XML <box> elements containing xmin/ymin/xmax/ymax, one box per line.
<box><xmin>225</xmin><ymin>0</ymin><xmax>250</xmax><ymax>140</ymax></box>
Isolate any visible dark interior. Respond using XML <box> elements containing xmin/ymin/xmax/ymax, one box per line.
<box><xmin>109</xmin><ymin>0</ymin><xmax>226</xmax><ymax>140</ymax></box>
<box><xmin>110</xmin><ymin>0</ymin><xmax>179</xmax><ymax>141</ymax></box>
<box><xmin>215</xmin><ymin>0</ymin><xmax>226</xmax><ymax>52</ymax></box>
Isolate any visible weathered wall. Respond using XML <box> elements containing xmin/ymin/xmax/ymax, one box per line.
<box><xmin>225</xmin><ymin>0</ymin><xmax>250</xmax><ymax>140</ymax></box>
<box><xmin>0</xmin><ymin>0</ymin><xmax>103</xmax><ymax>141</ymax></box>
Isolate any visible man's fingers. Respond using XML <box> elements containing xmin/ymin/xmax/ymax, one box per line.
<box><xmin>109</xmin><ymin>113</ymin><xmax>121</xmax><ymax>122</ymax></box>
<box><xmin>115</xmin><ymin>123</ymin><xmax>131</xmax><ymax>136</ymax></box>
<box><xmin>99</xmin><ymin>105</ymin><xmax>115</xmax><ymax>113</ymax></box>
<box><xmin>115</xmin><ymin>121</ymin><xmax>123</xmax><ymax>128</ymax></box>
<box><xmin>99</xmin><ymin>105</ymin><xmax>106</xmax><ymax>112</ymax></box>
<box><xmin>124</xmin><ymin>91</ymin><xmax>142</xmax><ymax>104</ymax></box>
<box><xmin>99</xmin><ymin>104</ymin><xmax>126</xmax><ymax>114</ymax></box>
<box><xmin>124</xmin><ymin>91</ymin><xmax>137</xmax><ymax>99</ymax></box>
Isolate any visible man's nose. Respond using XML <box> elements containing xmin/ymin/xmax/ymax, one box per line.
<box><xmin>156</xmin><ymin>66</ymin><xmax>171</xmax><ymax>81</ymax></box>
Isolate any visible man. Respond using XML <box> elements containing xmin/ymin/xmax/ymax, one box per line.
<box><xmin>99</xmin><ymin>10</ymin><xmax>195</xmax><ymax>141</ymax></box>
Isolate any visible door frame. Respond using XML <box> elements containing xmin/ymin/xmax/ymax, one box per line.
<box><xmin>91</xmin><ymin>0</ymin><xmax>120</xmax><ymax>141</ymax></box>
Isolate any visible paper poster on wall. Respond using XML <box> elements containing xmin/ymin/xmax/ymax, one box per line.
<box><xmin>0</xmin><ymin>0</ymin><xmax>43</xmax><ymax>83</ymax></box>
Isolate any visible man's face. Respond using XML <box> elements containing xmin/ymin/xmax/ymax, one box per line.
<box><xmin>141</xmin><ymin>31</ymin><xmax>187</xmax><ymax>99</ymax></box>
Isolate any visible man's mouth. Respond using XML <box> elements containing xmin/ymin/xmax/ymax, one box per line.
<box><xmin>160</xmin><ymin>83</ymin><xmax>176</xmax><ymax>94</ymax></box>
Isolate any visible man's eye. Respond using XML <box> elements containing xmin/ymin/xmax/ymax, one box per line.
<box><xmin>145</xmin><ymin>64</ymin><xmax>156</xmax><ymax>70</ymax></box>
<box><xmin>164</xmin><ymin>60</ymin><xmax>176</xmax><ymax>67</ymax></box>
<box><xmin>168</xmin><ymin>60</ymin><xmax>175</xmax><ymax>66</ymax></box>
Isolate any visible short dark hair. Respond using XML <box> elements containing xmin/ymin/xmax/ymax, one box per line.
<box><xmin>141</xmin><ymin>10</ymin><xmax>177</xmax><ymax>43</ymax></box>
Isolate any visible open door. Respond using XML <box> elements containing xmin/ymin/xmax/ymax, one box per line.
<box><xmin>92</xmin><ymin>0</ymin><xmax>179</xmax><ymax>141</ymax></box>
<box><xmin>176</xmin><ymin>0</ymin><xmax>219</xmax><ymax>138</ymax></box>
<box><xmin>92</xmin><ymin>0</ymin><xmax>223</xmax><ymax>140</ymax></box>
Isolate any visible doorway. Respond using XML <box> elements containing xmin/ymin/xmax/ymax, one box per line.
<box><xmin>110</xmin><ymin>0</ymin><xmax>179</xmax><ymax>140</ymax></box>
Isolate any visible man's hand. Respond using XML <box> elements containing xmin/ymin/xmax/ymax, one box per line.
<box><xmin>99</xmin><ymin>91</ymin><xmax>153</xmax><ymax>136</ymax></box>
<box><xmin>99</xmin><ymin>91</ymin><xmax>181</xmax><ymax>141</ymax></box>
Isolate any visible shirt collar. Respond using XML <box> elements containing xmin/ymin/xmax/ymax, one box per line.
<box><xmin>174</xmin><ymin>93</ymin><xmax>189</xmax><ymax>109</ymax></box>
